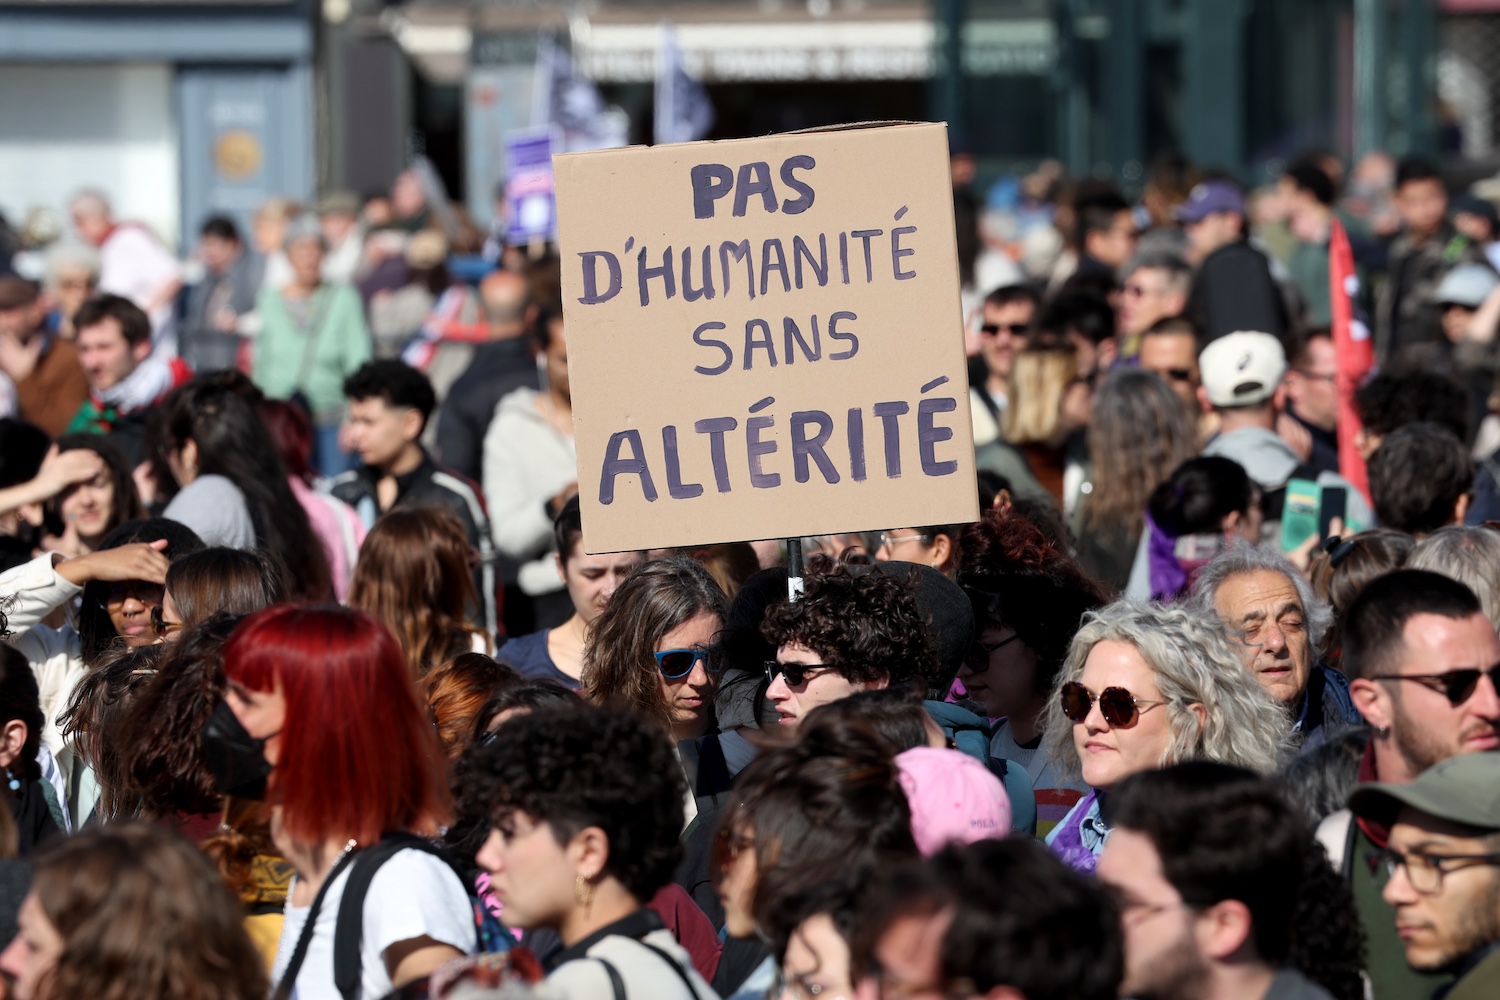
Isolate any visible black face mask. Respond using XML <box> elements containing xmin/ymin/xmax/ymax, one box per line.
<box><xmin>201</xmin><ymin>700</ymin><xmax>273</xmax><ymax>801</ymax></box>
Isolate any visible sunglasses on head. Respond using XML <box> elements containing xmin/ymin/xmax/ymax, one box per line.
<box><xmin>654</xmin><ymin>648</ymin><xmax>717</xmax><ymax>679</ymax></box>
<box><xmin>764</xmin><ymin>660</ymin><xmax>831</xmax><ymax>688</ymax></box>
<box><xmin>1370</xmin><ymin>664</ymin><xmax>1500</xmax><ymax>706</ymax></box>
<box><xmin>981</xmin><ymin>323</ymin><xmax>1029</xmax><ymax>337</ymax></box>
<box><xmin>1060</xmin><ymin>681</ymin><xmax>1166</xmax><ymax>728</ymax></box>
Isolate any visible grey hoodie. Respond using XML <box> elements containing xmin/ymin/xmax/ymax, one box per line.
<box><xmin>1202</xmin><ymin>426</ymin><xmax>1373</xmax><ymax>531</ymax></box>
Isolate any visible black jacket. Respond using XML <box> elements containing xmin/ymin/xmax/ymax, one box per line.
<box><xmin>1189</xmin><ymin>240</ymin><xmax>1290</xmax><ymax>344</ymax></box>
<box><xmin>331</xmin><ymin>452</ymin><xmax>498</xmax><ymax>636</ymax></box>
<box><xmin>433</xmin><ymin>338</ymin><xmax>539</xmax><ymax>484</ymax></box>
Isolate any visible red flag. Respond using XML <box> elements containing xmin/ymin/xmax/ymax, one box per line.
<box><xmin>1329</xmin><ymin>218</ymin><xmax>1373</xmax><ymax>502</ymax></box>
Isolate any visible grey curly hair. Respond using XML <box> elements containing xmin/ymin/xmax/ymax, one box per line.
<box><xmin>1042</xmin><ymin>600</ymin><xmax>1293</xmax><ymax>784</ymax></box>
<box><xmin>1188</xmin><ymin>542</ymin><xmax>1334</xmax><ymax>653</ymax></box>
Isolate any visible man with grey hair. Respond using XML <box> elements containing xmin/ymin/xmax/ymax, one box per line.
<box><xmin>1192</xmin><ymin>544</ymin><xmax>1362</xmax><ymax>749</ymax></box>
<box><xmin>1118</xmin><ymin>250</ymin><xmax>1191</xmax><ymax>357</ymax></box>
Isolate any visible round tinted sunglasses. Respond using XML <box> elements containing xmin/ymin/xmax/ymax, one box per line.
<box><xmin>1060</xmin><ymin>681</ymin><xmax>1166</xmax><ymax>728</ymax></box>
<box><xmin>655</xmin><ymin>648</ymin><xmax>718</xmax><ymax>679</ymax></box>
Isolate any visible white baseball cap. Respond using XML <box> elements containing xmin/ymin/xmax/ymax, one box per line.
<box><xmin>1198</xmin><ymin>331</ymin><xmax>1287</xmax><ymax>408</ymax></box>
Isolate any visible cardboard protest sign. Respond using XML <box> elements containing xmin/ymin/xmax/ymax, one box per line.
<box><xmin>555</xmin><ymin>121</ymin><xmax>978</xmax><ymax>553</ymax></box>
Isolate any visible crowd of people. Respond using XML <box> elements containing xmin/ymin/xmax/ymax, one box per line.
<box><xmin>0</xmin><ymin>145</ymin><xmax>1496</xmax><ymax>1000</ymax></box>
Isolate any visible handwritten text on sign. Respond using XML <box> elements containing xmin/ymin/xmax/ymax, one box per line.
<box><xmin>555</xmin><ymin>123</ymin><xmax>977</xmax><ymax>552</ymax></box>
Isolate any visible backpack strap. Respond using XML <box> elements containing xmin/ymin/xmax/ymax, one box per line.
<box><xmin>332</xmin><ymin>833</ymin><xmax>487</xmax><ymax>1000</ymax></box>
<box><xmin>639</xmin><ymin>940</ymin><xmax>708</xmax><ymax>999</ymax></box>
<box><xmin>272</xmin><ymin>846</ymin><xmax>362</xmax><ymax>1000</ymax></box>
<box><xmin>591</xmin><ymin>956</ymin><xmax>628</xmax><ymax>1000</ymax></box>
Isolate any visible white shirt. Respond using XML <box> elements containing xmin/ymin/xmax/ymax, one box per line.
<box><xmin>97</xmin><ymin>224</ymin><xmax>182</xmax><ymax>342</ymax></box>
<box><xmin>540</xmin><ymin>928</ymin><xmax>716</xmax><ymax>1000</ymax></box>
<box><xmin>272</xmin><ymin>848</ymin><xmax>476</xmax><ymax>1000</ymax></box>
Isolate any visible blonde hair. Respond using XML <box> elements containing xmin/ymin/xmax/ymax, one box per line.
<box><xmin>1042</xmin><ymin>600</ymin><xmax>1292</xmax><ymax>784</ymax></box>
<box><xmin>1003</xmin><ymin>347</ymin><xmax>1078</xmax><ymax>445</ymax></box>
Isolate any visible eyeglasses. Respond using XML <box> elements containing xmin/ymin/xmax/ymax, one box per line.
<box><xmin>1292</xmin><ymin>369</ymin><xmax>1339</xmax><ymax>384</ymax></box>
<box><xmin>150</xmin><ymin>605</ymin><xmax>183</xmax><ymax>639</ymax></box>
<box><xmin>878</xmin><ymin>532</ymin><xmax>931</xmax><ymax>549</ymax></box>
<box><xmin>105</xmin><ymin>580</ymin><xmax>164</xmax><ymax>607</ymax></box>
<box><xmin>980</xmin><ymin>323</ymin><xmax>1029</xmax><ymax>337</ymax></box>
<box><xmin>1368</xmin><ymin>664</ymin><xmax>1500</xmax><ymax>706</ymax></box>
<box><xmin>1059</xmin><ymin>681</ymin><xmax>1167</xmax><ymax>728</ymax></box>
<box><xmin>964</xmin><ymin>632</ymin><xmax>1022</xmax><ymax>665</ymax></box>
<box><xmin>765</xmin><ymin>660</ymin><xmax>834</xmax><ymax>688</ymax></box>
<box><xmin>1366</xmin><ymin>847</ymin><xmax>1500</xmax><ymax>894</ymax></box>
<box><xmin>654</xmin><ymin>648</ymin><xmax>717</xmax><ymax>679</ymax></box>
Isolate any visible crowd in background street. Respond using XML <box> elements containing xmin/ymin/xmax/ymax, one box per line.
<box><xmin>0</xmin><ymin>142</ymin><xmax>1496</xmax><ymax>1000</ymax></box>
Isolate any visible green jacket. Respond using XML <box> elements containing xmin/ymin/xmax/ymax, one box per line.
<box><xmin>1445</xmin><ymin>945</ymin><xmax>1500</xmax><ymax>1000</ymax></box>
<box><xmin>1345</xmin><ymin>818</ymin><xmax>1452</xmax><ymax>999</ymax></box>
<box><xmin>252</xmin><ymin>283</ymin><xmax>372</xmax><ymax>421</ymax></box>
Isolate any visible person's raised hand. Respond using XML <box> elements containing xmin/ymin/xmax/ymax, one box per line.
<box><xmin>56</xmin><ymin>539</ymin><xmax>170</xmax><ymax>587</ymax></box>
<box><xmin>1288</xmin><ymin>516</ymin><xmax>1344</xmax><ymax>576</ymax></box>
<box><xmin>32</xmin><ymin>447</ymin><xmax>104</xmax><ymax>501</ymax></box>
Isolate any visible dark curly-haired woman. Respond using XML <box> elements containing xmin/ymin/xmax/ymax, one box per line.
<box><xmin>472</xmin><ymin>700</ymin><xmax>718</xmax><ymax>1000</ymax></box>
<box><xmin>760</xmin><ymin>558</ymin><xmax>936</xmax><ymax>729</ymax></box>
<box><xmin>957</xmin><ymin>505</ymin><xmax>1107</xmax><ymax>837</ymax></box>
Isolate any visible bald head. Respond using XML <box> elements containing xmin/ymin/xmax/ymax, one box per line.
<box><xmin>479</xmin><ymin>270</ymin><xmax>532</xmax><ymax>339</ymax></box>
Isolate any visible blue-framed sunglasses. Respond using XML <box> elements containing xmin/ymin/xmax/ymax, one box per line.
<box><xmin>654</xmin><ymin>648</ymin><xmax>717</xmax><ymax>679</ymax></box>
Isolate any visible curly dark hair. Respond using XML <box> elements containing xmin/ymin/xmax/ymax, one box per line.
<box><xmin>118</xmin><ymin>614</ymin><xmax>242</xmax><ymax>820</ymax></box>
<box><xmin>468</xmin><ymin>700</ymin><xmax>684</xmax><ymax>902</ymax></box>
<box><xmin>1290</xmin><ymin>840</ymin><xmax>1368</xmax><ymax>1000</ymax></box>
<box><xmin>760</xmin><ymin>561</ymin><xmax>934</xmax><ymax>687</ymax></box>
<box><xmin>958</xmin><ymin>507</ymin><xmax>1107</xmax><ymax>694</ymax></box>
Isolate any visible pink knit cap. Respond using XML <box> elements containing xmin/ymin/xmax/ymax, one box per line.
<box><xmin>895</xmin><ymin>746</ymin><xmax>1012</xmax><ymax>856</ymax></box>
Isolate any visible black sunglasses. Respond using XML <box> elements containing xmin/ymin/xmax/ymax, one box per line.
<box><xmin>764</xmin><ymin>660</ymin><xmax>832</xmax><ymax>688</ymax></box>
<box><xmin>1060</xmin><ymin>681</ymin><xmax>1166</xmax><ymax>728</ymax></box>
<box><xmin>1369</xmin><ymin>664</ymin><xmax>1500</xmax><ymax>706</ymax></box>
<box><xmin>150</xmin><ymin>604</ymin><xmax>183</xmax><ymax>639</ymax></box>
<box><xmin>980</xmin><ymin>323</ymin><xmax>1029</xmax><ymax>337</ymax></box>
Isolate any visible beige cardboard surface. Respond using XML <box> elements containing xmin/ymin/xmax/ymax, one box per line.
<box><xmin>555</xmin><ymin>121</ymin><xmax>978</xmax><ymax>553</ymax></box>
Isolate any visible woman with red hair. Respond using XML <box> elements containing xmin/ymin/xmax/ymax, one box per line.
<box><xmin>208</xmin><ymin>604</ymin><xmax>476</xmax><ymax>999</ymax></box>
